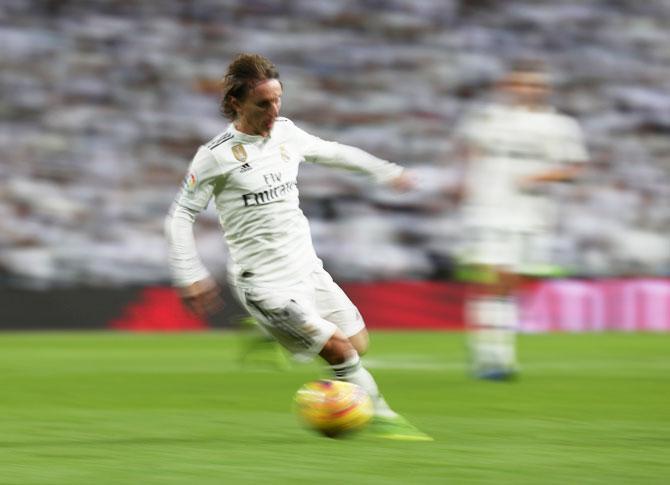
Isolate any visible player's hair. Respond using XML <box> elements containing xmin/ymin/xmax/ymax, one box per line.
<box><xmin>508</xmin><ymin>58</ymin><xmax>547</xmax><ymax>75</ymax></box>
<box><xmin>220</xmin><ymin>53</ymin><xmax>280</xmax><ymax>120</ymax></box>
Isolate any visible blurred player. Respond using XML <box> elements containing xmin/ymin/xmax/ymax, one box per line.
<box><xmin>165</xmin><ymin>53</ymin><xmax>431</xmax><ymax>440</ymax></box>
<box><xmin>453</xmin><ymin>60</ymin><xmax>588</xmax><ymax>379</ymax></box>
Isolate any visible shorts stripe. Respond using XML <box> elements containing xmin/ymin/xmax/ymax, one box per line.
<box><xmin>245</xmin><ymin>295</ymin><xmax>314</xmax><ymax>349</ymax></box>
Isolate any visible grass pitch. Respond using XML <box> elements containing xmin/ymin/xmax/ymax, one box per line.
<box><xmin>0</xmin><ymin>331</ymin><xmax>668</xmax><ymax>484</ymax></box>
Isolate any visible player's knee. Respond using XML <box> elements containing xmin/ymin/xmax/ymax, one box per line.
<box><xmin>349</xmin><ymin>330</ymin><xmax>369</xmax><ymax>356</ymax></box>
<box><xmin>319</xmin><ymin>332</ymin><xmax>355</xmax><ymax>365</ymax></box>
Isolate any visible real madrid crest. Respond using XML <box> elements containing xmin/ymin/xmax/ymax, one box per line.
<box><xmin>232</xmin><ymin>144</ymin><xmax>247</xmax><ymax>163</ymax></box>
<box><xmin>279</xmin><ymin>144</ymin><xmax>290</xmax><ymax>162</ymax></box>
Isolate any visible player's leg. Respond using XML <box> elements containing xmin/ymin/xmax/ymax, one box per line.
<box><xmin>312</xmin><ymin>269</ymin><xmax>370</xmax><ymax>354</ymax></box>
<box><xmin>238</xmin><ymin>284</ymin><xmax>394</xmax><ymax>417</ymax></box>
<box><xmin>234</xmin><ymin>275</ymin><xmax>431</xmax><ymax>440</ymax></box>
<box><xmin>312</xmin><ymin>269</ymin><xmax>432</xmax><ymax>440</ymax></box>
<box><xmin>319</xmin><ymin>329</ymin><xmax>432</xmax><ymax>441</ymax></box>
<box><xmin>465</xmin><ymin>273</ymin><xmax>519</xmax><ymax>379</ymax></box>
<box><xmin>348</xmin><ymin>328</ymin><xmax>369</xmax><ymax>356</ymax></box>
<box><xmin>311</xmin><ymin>270</ymin><xmax>397</xmax><ymax>414</ymax></box>
<box><xmin>460</xmin><ymin>227</ymin><xmax>520</xmax><ymax>379</ymax></box>
<box><xmin>319</xmin><ymin>329</ymin><xmax>396</xmax><ymax>418</ymax></box>
<box><xmin>469</xmin><ymin>228</ymin><xmax>563</xmax><ymax>379</ymax></box>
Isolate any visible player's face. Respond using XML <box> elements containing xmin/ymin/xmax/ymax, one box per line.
<box><xmin>233</xmin><ymin>79</ymin><xmax>283</xmax><ymax>137</ymax></box>
<box><xmin>501</xmin><ymin>71</ymin><xmax>550</xmax><ymax>107</ymax></box>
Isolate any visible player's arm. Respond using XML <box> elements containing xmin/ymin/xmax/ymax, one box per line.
<box><xmin>291</xmin><ymin>121</ymin><xmax>414</xmax><ymax>190</ymax></box>
<box><xmin>165</xmin><ymin>146</ymin><xmax>224</xmax><ymax>316</ymax></box>
<box><xmin>307</xmin><ymin>140</ymin><xmax>409</xmax><ymax>187</ymax></box>
<box><xmin>519</xmin><ymin>117</ymin><xmax>589</xmax><ymax>190</ymax></box>
<box><xmin>518</xmin><ymin>164</ymin><xmax>584</xmax><ymax>187</ymax></box>
<box><xmin>165</xmin><ymin>204</ymin><xmax>223</xmax><ymax>316</ymax></box>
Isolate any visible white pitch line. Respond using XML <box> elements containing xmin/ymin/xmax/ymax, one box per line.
<box><xmin>361</xmin><ymin>356</ymin><xmax>670</xmax><ymax>372</ymax></box>
<box><xmin>362</xmin><ymin>357</ymin><xmax>462</xmax><ymax>371</ymax></box>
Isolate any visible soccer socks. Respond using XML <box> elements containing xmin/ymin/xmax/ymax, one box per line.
<box><xmin>331</xmin><ymin>352</ymin><xmax>434</xmax><ymax>441</ymax></box>
<box><xmin>331</xmin><ymin>353</ymin><xmax>397</xmax><ymax>418</ymax></box>
<box><xmin>467</xmin><ymin>296</ymin><xmax>518</xmax><ymax>375</ymax></box>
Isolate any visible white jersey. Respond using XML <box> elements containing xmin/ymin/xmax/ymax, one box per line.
<box><xmin>167</xmin><ymin>117</ymin><xmax>403</xmax><ymax>287</ymax></box>
<box><xmin>457</xmin><ymin>103</ymin><xmax>587</xmax><ymax>230</ymax></box>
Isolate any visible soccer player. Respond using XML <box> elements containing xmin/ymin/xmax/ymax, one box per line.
<box><xmin>165</xmin><ymin>53</ymin><xmax>431</xmax><ymax>440</ymax></box>
<box><xmin>453</xmin><ymin>60</ymin><xmax>588</xmax><ymax>379</ymax></box>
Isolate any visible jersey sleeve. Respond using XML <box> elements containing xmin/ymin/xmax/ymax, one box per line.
<box><xmin>165</xmin><ymin>204</ymin><xmax>211</xmax><ymax>287</ymax></box>
<box><xmin>288</xmin><ymin>120</ymin><xmax>404</xmax><ymax>184</ymax></box>
<box><xmin>166</xmin><ymin>145</ymin><xmax>221</xmax><ymax>287</ymax></box>
<box><xmin>174</xmin><ymin>146</ymin><xmax>221</xmax><ymax>212</ymax></box>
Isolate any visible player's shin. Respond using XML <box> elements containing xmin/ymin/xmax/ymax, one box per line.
<box><xmin>467</xmin><ymin>295</ymin><xmax>518</xmax><ymax>377</ymax></box>
<box><xmin>330</xmin><ymin>352</ymin><xmax>397</xmax><ymax>418</ymax></box>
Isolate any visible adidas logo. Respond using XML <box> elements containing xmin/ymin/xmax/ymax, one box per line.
<box><xmin>240</xmin><ymin>163</ymin><xmax>252</xmax><ymax>172</ymax></box>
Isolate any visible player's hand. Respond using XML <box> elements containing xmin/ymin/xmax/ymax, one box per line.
<box><xmin>179</xmin><ymin>277</ymin><xmax>224</xmax><ymax>316</ymax></box>
<box><xmin>518</xmin><ymin>166</ymin><xmax>583</xmax><ymax>192</ymax></box>
<box><xmin>389</xmin><ymin>171</ymin><xmax>417</xmax><ymax>192</ymax></box>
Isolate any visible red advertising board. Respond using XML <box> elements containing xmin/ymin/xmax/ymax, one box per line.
<box><xmin>105</xmin><ymin>279</ymin><xmax>670</xmax><ymax>332</ymax></box>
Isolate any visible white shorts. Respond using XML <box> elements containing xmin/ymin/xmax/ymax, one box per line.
<box><xmin>230</xmin><ymin>267</ymin><xmax>365</xmax><ymax>361</ymax></box>
<box><xmin>459</xmin><ymin>225</ymin><xmax>554</xmax><ymax>274</ymax></box>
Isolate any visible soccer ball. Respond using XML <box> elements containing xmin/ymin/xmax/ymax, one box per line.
<box><xmin>294</xmin><ymin>379</ymin><xmax>373</xmax><ymax>438</ymax></box>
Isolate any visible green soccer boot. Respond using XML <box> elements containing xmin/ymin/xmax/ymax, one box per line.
<box><xmin>368</xmin><ymin>415</ymin><xmax>434</xmax><ymax>442</ymax></box>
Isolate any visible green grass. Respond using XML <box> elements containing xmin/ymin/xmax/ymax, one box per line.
<box><xmin>0</xmin><ymin>331</ymin><xmax>668</xmax><ymax>484</ymax></box>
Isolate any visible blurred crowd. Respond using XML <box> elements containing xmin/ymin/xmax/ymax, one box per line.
<box><xmin>2</xmin><ymin>0</ymin><xmax>670</xmax><ymax>287</ymax></box>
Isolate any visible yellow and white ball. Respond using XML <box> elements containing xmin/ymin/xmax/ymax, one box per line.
<box><xmin>294</xmin><ymin>379</ymin><xmax>373</xmax><ymax>438</ymax></box>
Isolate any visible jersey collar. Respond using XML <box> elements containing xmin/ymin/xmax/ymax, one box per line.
<box><xmin>229</xmin><ymin>123</ymin><xmax>270</xmax><ymax>143</ymax></box>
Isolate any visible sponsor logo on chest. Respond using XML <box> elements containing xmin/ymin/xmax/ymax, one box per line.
<box><xmin>242</xmin><ymin>171</ymin><xmax>298</xmax><ymax>207</ymax></box>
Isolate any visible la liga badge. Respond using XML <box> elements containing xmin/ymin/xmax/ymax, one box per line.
<box><xmin>183</xmin><ymin>172</ymin><xmax>197</xmax><ymax>192</ymax></box>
